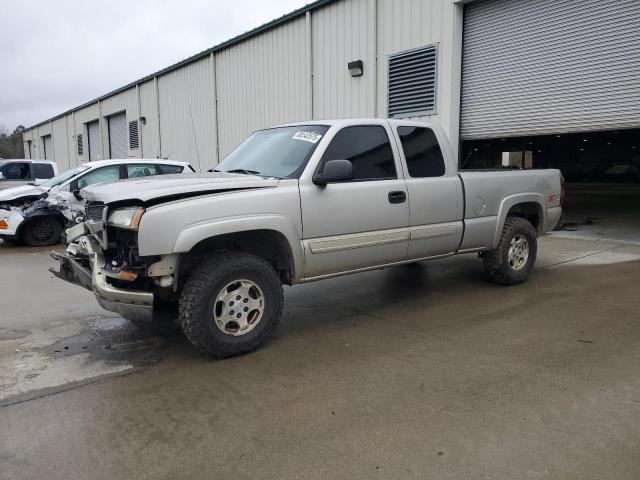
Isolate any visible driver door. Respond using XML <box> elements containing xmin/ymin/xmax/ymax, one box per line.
<box><xmin>299</xmin><ymin>123</ymin><xmax>410</xmax><ymax>278</ymax></box>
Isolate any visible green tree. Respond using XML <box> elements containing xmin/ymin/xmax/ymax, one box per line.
<box><xmin>0</xmin><ymin>124</ymin><xmax>25</xmax><ymax>159</ymax></box>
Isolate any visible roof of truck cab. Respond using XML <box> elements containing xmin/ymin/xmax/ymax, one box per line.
<box><xmin>276</xmin><ymin>118</ymin><xmax>436</xmax><ymax>128</ymax></box>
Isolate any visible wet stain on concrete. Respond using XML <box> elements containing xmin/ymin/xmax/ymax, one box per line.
<box><xmin>44</xmin><ymin>317</ymin><xmax>172</xmax><ymax>368</ymax></box>
<box><xmin>1</xmin><ymin>316</ymin><xmax>177</xmax><ymax>406</ymax></box>
<box><xmin>0</xmin><ymin>328</ymin><xmax>32</xmax><ymax>341</ymax></box>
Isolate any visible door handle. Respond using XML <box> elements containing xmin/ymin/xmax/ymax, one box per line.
<box><xmin>388</xmin><ymin>191</ymin><xmax>407</xmax><ymax>204</ymax></box>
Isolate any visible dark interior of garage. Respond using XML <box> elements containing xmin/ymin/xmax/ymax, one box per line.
<box><xmin>460</xmin><ymin>128</ymin><xmax>640</xmax><ymax>181</ymax></box>
<box><xmin>461</xmin><ymin>128</ymin><xmax>640</xmax><ymax>243</ymax></box>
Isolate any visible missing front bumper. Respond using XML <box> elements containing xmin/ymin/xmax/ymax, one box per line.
<box><xmin>49</xmin><ymin>237</ymin><xmax>154</xmax><ymax>323</ymax></box>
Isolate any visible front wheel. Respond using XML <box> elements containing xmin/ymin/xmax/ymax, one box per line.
<box><xmin>483</xmin><ymin>217</ymin><xmax>537</xmax><ymax>285</ymax></box>
<box><xmin>22</xmin><ymin>216</ymin><xmax>63</xmax><ymax>247</ymax></box>
<box><xmin>179</xmin><ymin>251</ymin><xmax>284</xmax><ymax>358</ymax></box>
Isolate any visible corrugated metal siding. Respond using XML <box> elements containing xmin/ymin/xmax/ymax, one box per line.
<box><xmin>139</xmin><ymin>80</ymin><xmax>160</xmax><ymax>158</ymax></box>
<box><xmin>216</xmin><ymin>16</ymin><xmax>309</xmax><ymax>158</ymax></box>
<box><xmin>312</xmin><ymin>0</ymin><xmax>375</xmax><ymax>118</ymax></box>
<box><xmin>461</xmin><ymin>0</ymin><xmax>640</xmax><ymax>139</ymax></box>
<box><xmin>22</xmin><ymin>0</ymin><xmax>465</xmax><ymax>166</ymax></box>
<box><xmin>51</xmin><ymin>118</ymin><xmax>69</xmax><ymax>169</ymax></box>
<box><xmin>158</xmin><ymin>58</ymin><xmax>217</xmax><ymax>171</ymax></box>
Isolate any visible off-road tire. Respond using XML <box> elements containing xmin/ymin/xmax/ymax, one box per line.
<box><xmin>179</xmin><ymin>251</ymin><xmax>284</xmax><ymax>358</ymax></box>
<box><xmin>483</xmin><ymin>217</ymin><xmax>537</xmax><ymax>285</ymax></box>
<box><xmin>22</xmin><ymin>216</ymin><xmax>63</xmax><ymax>247</ymax></box>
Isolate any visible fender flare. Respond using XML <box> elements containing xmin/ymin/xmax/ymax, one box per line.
<box><xmin>172</xmin><ymin>214</ymin><xmax>304</xmax><ymax>281</ymax></box>
<box><xmin>492</xmin><ymin>193</ymin><xmax>545</xmax><ymax>249</ymax></box>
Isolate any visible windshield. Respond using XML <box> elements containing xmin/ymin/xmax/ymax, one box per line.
<box><xmin>39</xmin><ymin>165</ymin><xmax>90</xmax><ymax>189</ymax></box>
<box><xmin>216</xmin><ymin>125</ymin><xmax>329</xmax><ymax>179</ymax></box>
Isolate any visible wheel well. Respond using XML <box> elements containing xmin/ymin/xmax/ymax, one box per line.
<box><xmin>184</xmin><ymin>230</ymin><xmax>295</xmax><ymax>285</ymax></box>
<box><xmin>506</xmin><ymin>202</ymin><xmax>542</xmax><ymax>231</ymax></box>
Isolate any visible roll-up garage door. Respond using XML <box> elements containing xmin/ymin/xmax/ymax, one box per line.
<box><xmin>460</xmin><ymin>0</ymin><xmax>640</xmax><ymax>140</ymax></box>
<box><xmin>87</xmin><ymin>120</ymin><xmax>101</xmax><ymax>161</ymax></box>
<box><xmin>43</xmin><ymin>135</ymin><xmax>53</xmax><ymax>160</ymax></box>
<box><xmin>108</xmin><ymin>112</ymin><xmax>128</xmax><ymax>159</ymax></box>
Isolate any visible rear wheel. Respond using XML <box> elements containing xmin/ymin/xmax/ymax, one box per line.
<box><xmin>22</xmin><ymin>216</ymin><xmax>63</xmax><ymax>247</ymax></box>
<box><xmin>179</xmin><ymin>251</ymin><xmax>283</xmax><ymax>358</ymax></box>
<box><xmin>483</xmin><ymin>217</ymin><xmax>537</xmax><ymax>285</ymax></box>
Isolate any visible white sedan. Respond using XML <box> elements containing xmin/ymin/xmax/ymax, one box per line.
<box><xmin>0</xmin><ymin>159</ymin><xmax>193</xmax><ymax>246</ymax></box>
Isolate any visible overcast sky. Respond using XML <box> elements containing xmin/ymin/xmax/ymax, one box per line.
<box><xmin>0</xmin><ymin>0</ymin><xmax>310</xmax><ymax>131</ymax></box>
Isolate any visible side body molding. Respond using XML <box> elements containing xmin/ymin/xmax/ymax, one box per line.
<box><xmin>172</xmin><ymin>214</ymin><xmax>305</xmax><ymax>281</ymax></box>
<box><xmin>492</xmin><ymin>193</ymin><xmax>545</xmax><ymax>248</ymax></box>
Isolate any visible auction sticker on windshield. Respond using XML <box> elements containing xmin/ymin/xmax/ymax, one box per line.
<box><xmin>293</xmin><ymin>131</ymin><xmax>323</xmax><ymax>144</ymax></box>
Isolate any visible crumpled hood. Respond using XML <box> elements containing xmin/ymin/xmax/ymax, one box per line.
<box><xmin>81</xmin><ymin>172</ymin><xmax>280</xmax><ymax>205</ymax></box>
<box><xmin>0</xmin><ymin>184</ymin><xmax>48</xmax><ymax>202</ymax></box>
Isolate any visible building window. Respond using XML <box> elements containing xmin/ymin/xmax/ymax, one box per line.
<box><xmin>388</xmin><ymin>44</ymin><xmax>438</xmax><ymax>118</ymax></box>
<box><xmin>77</xmin><ymin>134</ymin><xmax>83</xmax><ymax>155</ymax></box>
<box><xmin>129</xmin><ymin>120</ymin><xmax>140</xmax><ymax>149</ymax></box>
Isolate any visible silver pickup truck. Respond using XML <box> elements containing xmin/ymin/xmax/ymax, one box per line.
<box><xmin>51</xmin><ymin>119</ymin><xmax>563</xmax><ymax>357</ymax></box>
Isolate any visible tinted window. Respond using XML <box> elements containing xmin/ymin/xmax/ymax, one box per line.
<box><xmin>33</xmin><ymin>163</ymin><xmax>54</xmax><ymax>179</ymax></box>
<box><xmin>127</xmin><ymin>164</ymin><xmax>158</xmax><ymax>178</ymax></box>
<box><xmin>0</xmin><ymin>162</ymin><xmax>31</xmax><ymax>180</ymax></box>
<box><xmin>321</xmin><ymin>126</ymin><xmax>396</xmax><ymax>181</ymax></box>
<box><xmin>397</xmin><ymin>126</ymin><xmax>445</xmax><ymax>177</ymax></box>
<box><xmin>76</xmin><ymin>165</ymin><xmax>121</xmax><ymax>189</ymax></box>
<box><xmin>157</xmin><ymin>164</ymin><xmax>184</xmax><ymax>175</ymax></box>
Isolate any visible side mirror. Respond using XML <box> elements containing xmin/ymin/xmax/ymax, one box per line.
<box><xmin>313</xmin><ymin>159</ymin><xmax>353</xmax><ymax>186</ymax></box>
<box><xmin>73</xmin><ymin>190</ymin><xmax>83</xmax><ymax>201</ymax></box>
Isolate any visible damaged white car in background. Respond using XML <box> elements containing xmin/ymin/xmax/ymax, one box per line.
<box><xmin>0</xmin><ymin>160</ymin><xmax>194</xmax><ymax>246</ymax></box>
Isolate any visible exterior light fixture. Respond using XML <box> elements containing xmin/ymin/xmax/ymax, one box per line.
<box><xmin>139</xmin><ymin>116</ymin><xmax>147</xmax><ymax>125</ymax></box>
<box><xmin>348</xmin><ymin>60</ymin><xmax>364</xmax><ymax>77</ymax></box>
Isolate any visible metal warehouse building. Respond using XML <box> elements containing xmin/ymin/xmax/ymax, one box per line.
<box><xmin>23</xmin><ymin>0</ymin><xmax>640</xmax><ymax>177</ymax></box>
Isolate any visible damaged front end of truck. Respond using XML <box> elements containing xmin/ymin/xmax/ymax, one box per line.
<box><xmin>50</xmin><ymin>202</ymin><xmax>180</xmax><ymax>328</ymax></box>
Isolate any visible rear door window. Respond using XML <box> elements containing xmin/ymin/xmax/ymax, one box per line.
<box><xmin>320</xmin><ymin>125</ymin><xmax>397</xmax><ymax>181</ymax></box>
<box><xmin>156</xmin><ymin>164</ymin><xmax>184</xmax><ymax>175</ymax></box>
<box><xmin>397</xmin><ymin>126</ymin><xmax>446</xmax><ymax>177</ymax></box>
<box><xmin>126</xmin><ymin>164</ymin><xmax>159</xmax><ymax>178</ymax></box>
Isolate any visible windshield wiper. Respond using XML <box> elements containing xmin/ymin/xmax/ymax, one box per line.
<box><xmin>223</xmin><ymin>168</ymin><xmax>262</xmax><ymax>175</ymax></box>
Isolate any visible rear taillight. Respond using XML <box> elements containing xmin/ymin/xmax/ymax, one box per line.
<box><xmin>560</xmin><ymin>174</ymin><xmax>566</xmax><ymax>208</ymax></box>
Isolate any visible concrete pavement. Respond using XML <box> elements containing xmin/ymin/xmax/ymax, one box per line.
<box><xmin>1</xmin><ymin>235</ymin><xmax>640</xmax><ymax>479</ymax></box>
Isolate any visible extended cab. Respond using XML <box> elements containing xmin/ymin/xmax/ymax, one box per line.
<box><xmin>51</xmin><ymin>119</ymin><xmax>563</xmax><ymax>357</ymax></box>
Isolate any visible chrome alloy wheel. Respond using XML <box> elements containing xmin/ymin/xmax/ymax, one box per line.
<box><xmin>213</xmin><ymin>280</ymin><xmax>265</xmax><ymax>336</ymax></box>
<box><xmin>508</xmin><ymin>234</ymin><xmax>529</xmax><ymax>271</ymax></box>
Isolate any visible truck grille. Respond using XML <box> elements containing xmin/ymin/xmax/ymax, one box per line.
<box><xmin>85</xmin><ymin>203</ymin><xmax>106</xmax><ymax>223</ymax></box>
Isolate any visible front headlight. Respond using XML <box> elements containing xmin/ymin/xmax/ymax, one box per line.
<box><xmin>107</xmin><ymin>207</ymin><xmax>145</xmax><ymax>230</ymax></box>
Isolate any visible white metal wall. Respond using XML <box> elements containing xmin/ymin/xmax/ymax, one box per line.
<box><xmin>312</xmin><ymin>0</ymin><xmax>376</xmax><ymax>119</ymax></box>
<box><xmin>216</xmin><ymin>16</ymin><xmax>310</xmax><ymax>158</ymax></box>
<box><xmin>158</xmin><ymin>59</ymin><xmax>217</xmax><ymax>171</ymax></box>
<box><xmin>22</xmin><ymin>0</ymin><xmax>464</xmax><ymax>168</ymax></box>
